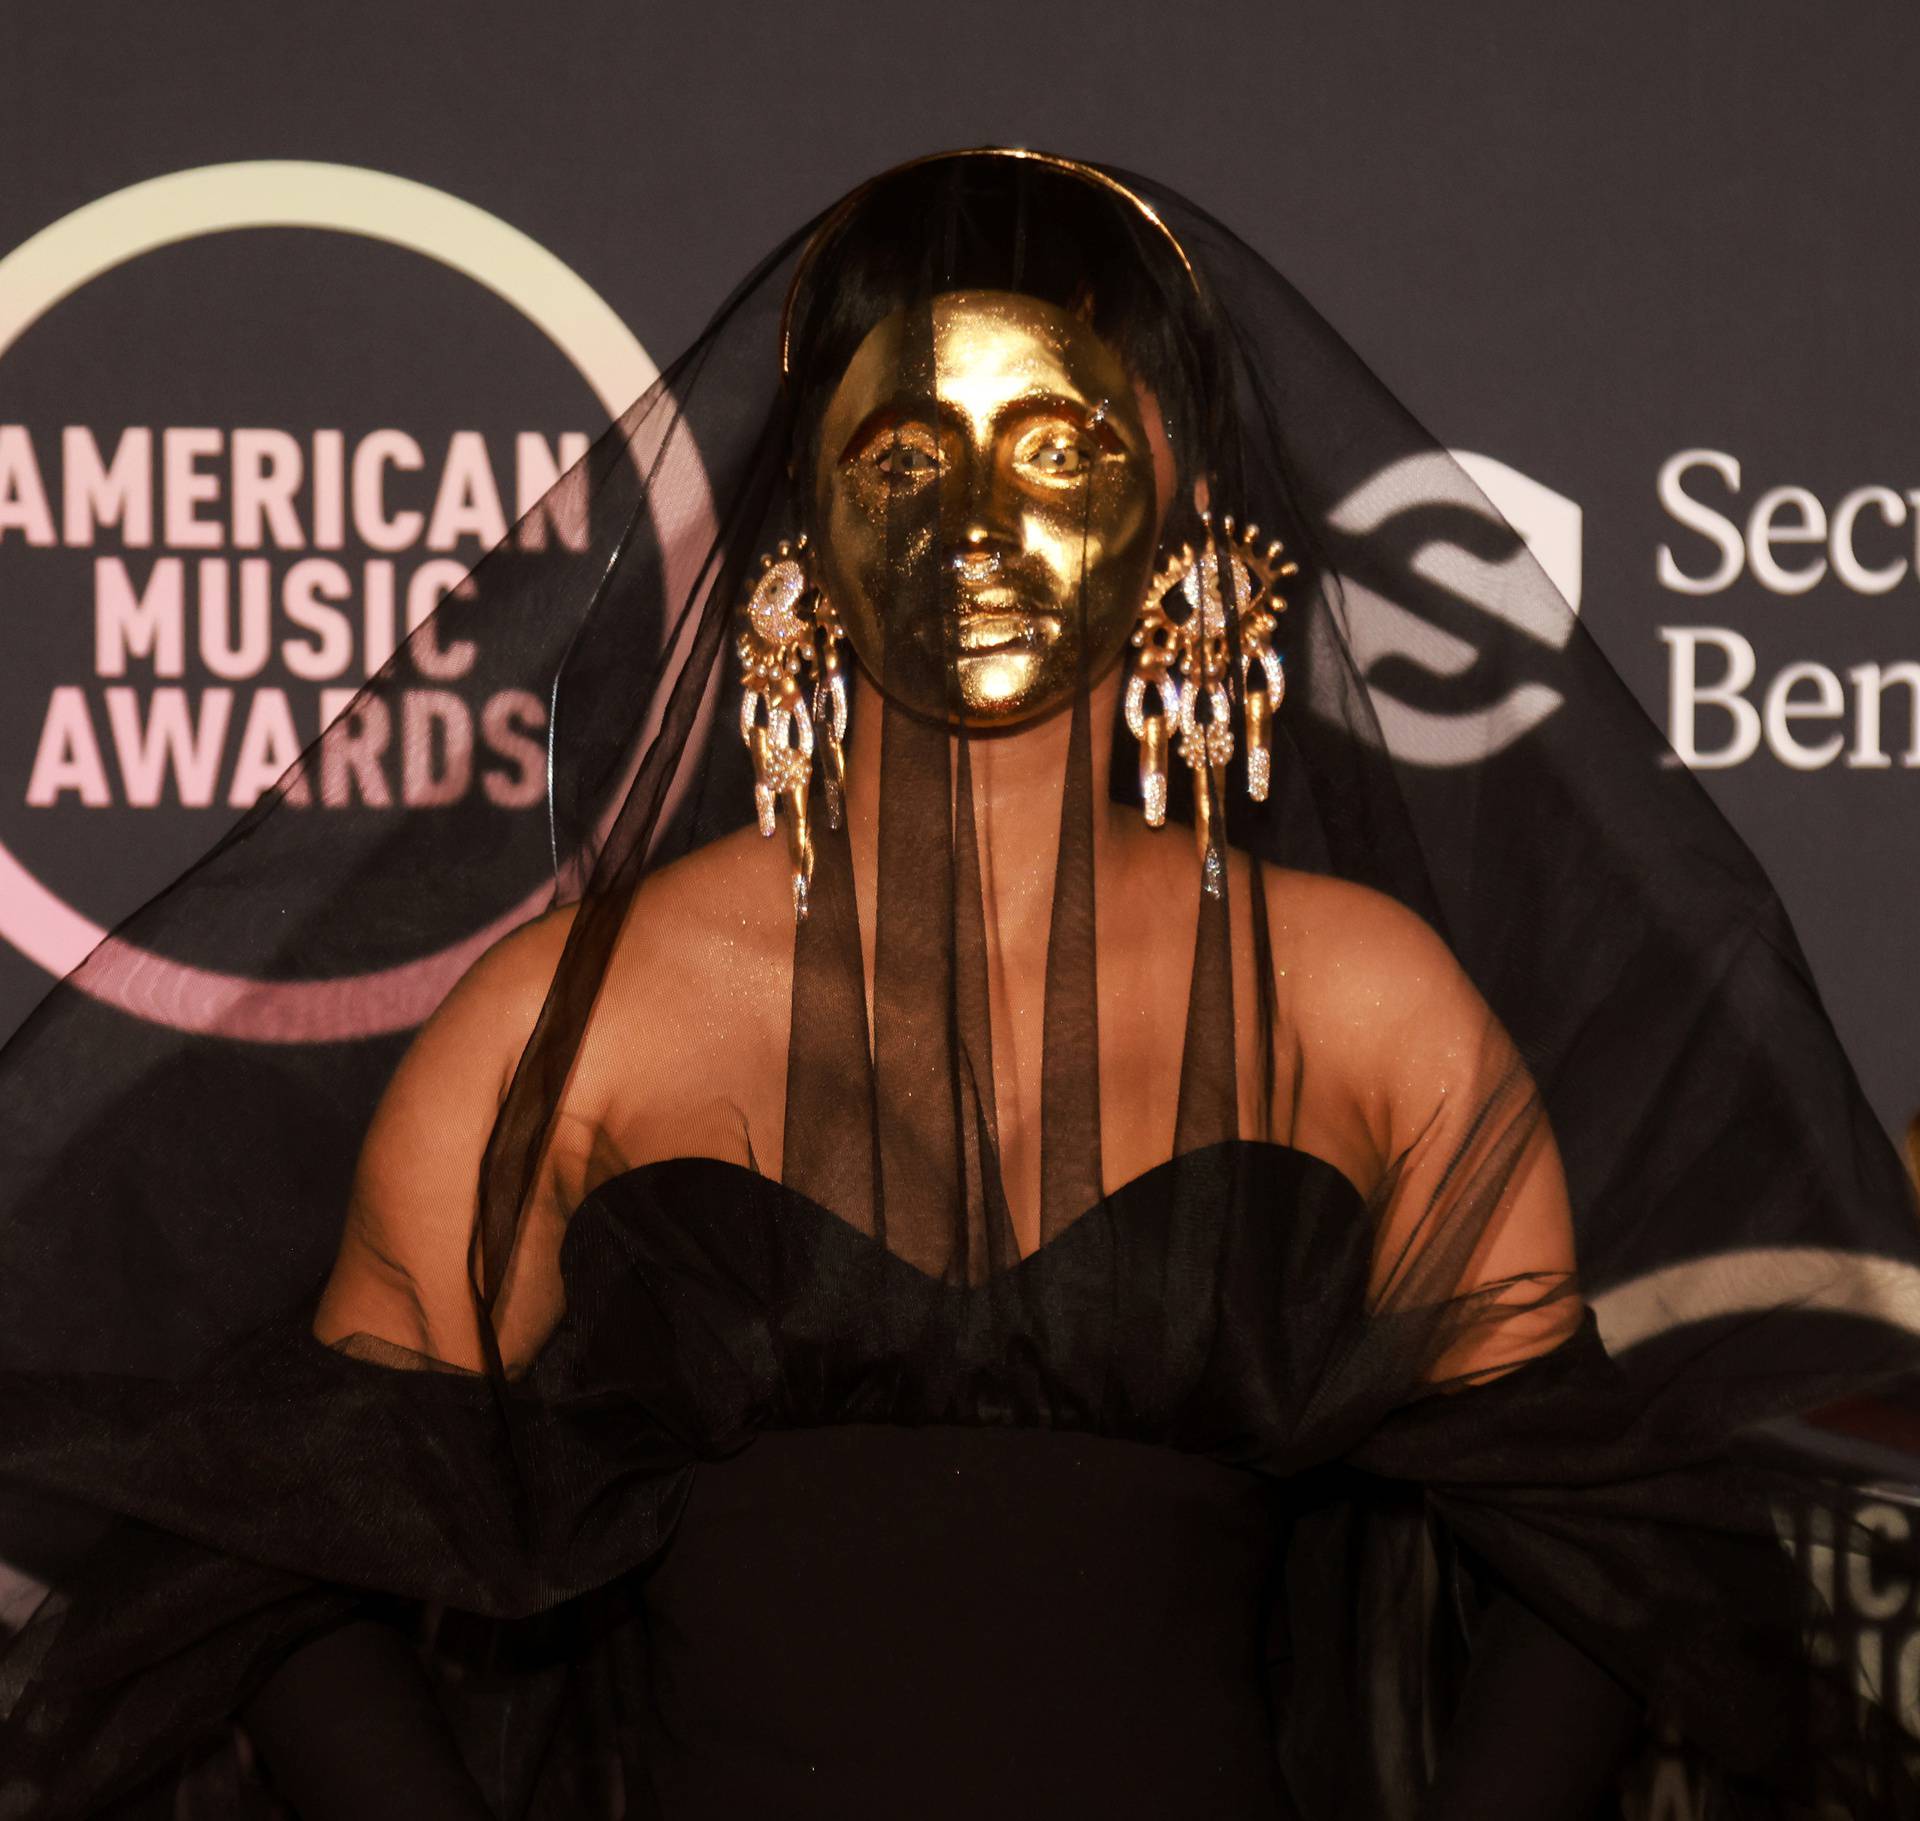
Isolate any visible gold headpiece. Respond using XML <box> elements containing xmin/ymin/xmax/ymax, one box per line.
<box><xmin>778</xmin><ymin>147</ymin><xmax>1201</xmax><ymax>385</ymax></box>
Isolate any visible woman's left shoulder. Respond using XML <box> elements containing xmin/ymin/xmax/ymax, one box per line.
<box><xmin>1255</xmin><ymin>867</ymin><xmax>1480</xmax><ymax>1017</ymax></box>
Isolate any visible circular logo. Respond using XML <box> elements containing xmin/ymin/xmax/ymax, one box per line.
<box><xmin>0</xmin><ymin>160</ymin><xmax>714</xmax><ymax>1039</ymax></box>
<box><xmin>1325</xmin><ymin>450</ymin><xmax>1585</xmax><ymax>766</ymax></box>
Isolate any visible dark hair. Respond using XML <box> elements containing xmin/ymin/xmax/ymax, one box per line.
<box><xmin>782</xmin><ymin>154</ymin><xmax>1227</xmax><ymax>518</ymax></box>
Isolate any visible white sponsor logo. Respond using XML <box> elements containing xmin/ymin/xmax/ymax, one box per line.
<box><xmin>1658</xmin><ymin>450</ymin><xmax>1920</xmax><ymax>770</ymax></box>
<box><xmin>1326</xmin><ymin>450</ymin><xmax>1583</xmax><ymax>766</ymax></box>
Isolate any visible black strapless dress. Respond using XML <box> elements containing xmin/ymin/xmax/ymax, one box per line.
<box><xmin>0</xmin><ymin>1139</ymin><xmax>1778</xmax><ymax>1819</ymax></box>
<box><xmin>590</xmin><ymin>1144</ymin><xmax>1348</xmax><ymax>1820</ymax></box>
<box><xmin>639</xmin><ymin>1426</ymin><xmax>1291</xmax><ymax>1817</ymax></box>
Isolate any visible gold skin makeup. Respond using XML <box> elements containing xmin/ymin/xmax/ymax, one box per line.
<box><xmin>810</xmin><ymin>290</ymin><xmax>1159</xmax><ymax>726</ymax></box>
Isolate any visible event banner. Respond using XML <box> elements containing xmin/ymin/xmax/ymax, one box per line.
<box><xmin>1</xmin><ymin>8</ymin><xmax>1915</xmax><ymax>1813</ymax></box>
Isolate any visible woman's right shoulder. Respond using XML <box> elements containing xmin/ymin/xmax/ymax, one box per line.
<box><xmin>458</xmin><ymin>824</ymin><xmax>791</xmax><ymax>1011</ymax></box>
<box><xmin>436</xmin><ymin>900</ymin><xmax>579</xmax><ymax>1044</ymax></box>
<box><xmin>313</xmin><ymin>836</ymin><xmax>788</xmax><ymax>1361</ymax></box>
<box><xmin>403</xmin><ymin>825</ymin><xmax>793</xmax><ymax>1144</ymax></box>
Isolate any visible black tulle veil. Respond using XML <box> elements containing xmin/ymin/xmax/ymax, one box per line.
<box><xmin>0</xmin><ymin>148</ymin><xmax>1916</xmax><ymax>1817</ymax></box>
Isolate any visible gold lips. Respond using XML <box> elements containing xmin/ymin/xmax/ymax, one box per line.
<box><xmin>953</xmin><ymin>605</ymin><xmax>1059</xmax><ymax>653</ymax></box>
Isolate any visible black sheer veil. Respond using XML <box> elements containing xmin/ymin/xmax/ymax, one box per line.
<box><xmin>0</xmin><ymin>148</ymin><xmax>1917</xmax><ymax>1817</ymax></box>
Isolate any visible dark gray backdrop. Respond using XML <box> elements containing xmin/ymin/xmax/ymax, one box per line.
<box><xmin>1</xmin><ymin>0</ymin><xmax>1914</xmax><ymax>1139</ymax></box>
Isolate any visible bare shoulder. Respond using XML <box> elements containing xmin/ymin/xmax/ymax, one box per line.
<box><xmin>1255</xmin><ymin>865</ymin><xmax>1518</xmax><ymax>1144</ymax></box>
<box><xmin>1252</xmin><ymin>862</ymin><xmax>1577</xmax><ymax>1377</ymax></box>
<box><xmin>310</xmin><ymin>902</ymin><xmax>578</xmax><ymax>1365</ymax></box>
<box><xmin>602</xmin><ymin>820</ymin><xmax>795</xmax><ymax>983</ymax></box>
<box><xmin>549</xmin><ymin>822</ymin><xmax>798</xmax><ymax>1173</ymax></box>
<box><xmin>582</xmin><ymin>825</ymin><xmax>797</xmax><ymax>1088</ymax></box>
<box><xmin>406</xmin><ymin>820</ymin><xmax>793</xmax><ymax>1155</ymax></box>
<box><xmin>363</xmin><ymin>900</ymin><xmax>580</xmax><ymax>1174</ymax></box>
<box><xmin>313</xmin><ymin>825</ymin><xmax>793</xmax><ymax>1367</ymax></box>
<box><xmin>1257</xmin><ymin>867</ymin><xmax>1477</xmax><ymax>1025</ymax></box>
<box><xmin>432</xmin><ymin>822</ymin><xmax>792</xmax><ymax>1066</ymax></box>
<box><xmin>441</xmin><ymin>899</ymin><xmax>581</xmax><ymax>1048</ymax></box>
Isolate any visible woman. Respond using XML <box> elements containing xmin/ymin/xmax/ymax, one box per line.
<box><xmin>1</xmin><ymin>148</ymin><xmax>1917</xmax><ymax>1819</ymax></box>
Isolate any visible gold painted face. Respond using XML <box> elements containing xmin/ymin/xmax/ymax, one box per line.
<box><xmin>811</xmin><ymin>290</ymin><xmax>1159</xmax><ymax>725</ymax></box>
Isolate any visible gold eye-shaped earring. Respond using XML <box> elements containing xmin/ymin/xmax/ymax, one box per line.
<box><xmin>1126</xmin><ymin>511</ymin><xmax>1295</xmax><ymax>896</ymax></box>
<box><xmin>737</xmin><ymin>534</ymin><xmax>850</xmax><ymax>924</ymax></box>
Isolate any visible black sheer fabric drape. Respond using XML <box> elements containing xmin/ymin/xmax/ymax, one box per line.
<box><xmin>0</xmin><ymin>149</ymin><xmax>1917</xmax><ymax>1818</ymax></box>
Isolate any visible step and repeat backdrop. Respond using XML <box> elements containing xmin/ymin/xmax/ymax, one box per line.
<box><xmin>1</xmin><ymin>4</ymin><xmax>1916</xmax><ymax>1809</ymax></box>
<box><xmin>2</xmin><ymin>2</ymin><xmax>1914</xmax><ymax>1143</ymax></box>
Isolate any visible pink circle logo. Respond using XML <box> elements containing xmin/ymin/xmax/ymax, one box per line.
<box><xmin>0</xmin><ymin>161</ymin><xmax>715</xmax><ymax>1041</ymax></box>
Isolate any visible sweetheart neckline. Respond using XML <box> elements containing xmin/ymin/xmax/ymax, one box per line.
<box><xmin>570</xmin><ymin>1137</ymin><xmax>1370</xmax><ymax>1289</ymax></box>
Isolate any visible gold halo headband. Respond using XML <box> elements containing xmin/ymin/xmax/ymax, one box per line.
<box><xmin>777</xmin><ymin>146</ymin><xmax>1201</xmax><ymax>384</ymax></box>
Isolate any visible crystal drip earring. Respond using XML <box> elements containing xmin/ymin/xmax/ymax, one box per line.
<box><xmin>1125</xmin><ymin>512</ymin><xmax>1294</xmax><ymax>895</ymax></box>
<box><xmin>737</xmin><ymin>534</ymin><xmax>849</xmax><ymax>923</ymax></box>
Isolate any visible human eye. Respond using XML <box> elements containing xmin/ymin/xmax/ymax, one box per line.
<box><xmin>1014</xmin><ymin>422</ymin><xmax>1099</xmax><ymax>481</ymax></box>
<box><xmin>849</xmin><ymin>416</ymin><xmax>944</xmax><ymax>484</ymax></box>
<box><xmin>872</xmin><ymin>438</ymin><xmax>941</xmax><ymax>478</ymax></box>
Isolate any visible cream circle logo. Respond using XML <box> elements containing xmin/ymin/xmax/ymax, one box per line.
<box><xmin>0</xmin><ymin>161</ymin><xmax>714</xmax><ymax>1040</ymax></box>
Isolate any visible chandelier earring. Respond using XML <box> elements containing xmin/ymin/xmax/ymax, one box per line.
<box><xmin>1125</xmin><ymin>511</ymin><xmax>1295</xmax><ymax>897</ymax></box>
<box><xmin>737</xmin><ymin>533</ymin><xmax>850</xmax><ymax>924</ymax></box>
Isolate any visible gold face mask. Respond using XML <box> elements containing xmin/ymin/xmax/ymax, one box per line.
<box><xmin>811</xmin><ymin>290</ymin><xmax>1159</xmax><ymax>725</ymax></box>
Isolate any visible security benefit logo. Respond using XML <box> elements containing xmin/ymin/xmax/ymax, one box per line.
<box><xmin>0</xmin><ymin>162</ymin><xmax>683</xmax><ymax>1036</ymax></box>
<box><xmin>1325</xmin><ymin>450</ymin><xmax>1585</xmax><ymax>768</ymax></box>
<box><xmin>1659</xmin><ymin>451</ymin><xmax>1920</xmax><ymax>771</ymax></box>
<box><xmin>1319</xmin><ymin>445</ymin><xmax>1916</xmax><ymax>776</ymax></box>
